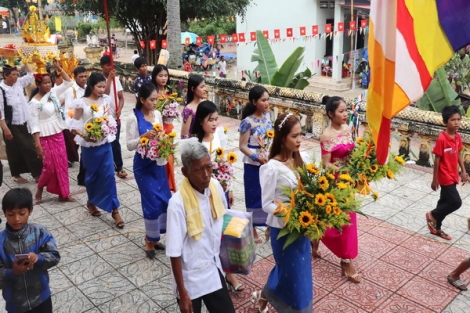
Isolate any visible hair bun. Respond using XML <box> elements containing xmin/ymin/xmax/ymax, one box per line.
<box><xmin>322</xmin><ymin>96</ymin><xmax>330</xmax><ymax>105</ymax></box>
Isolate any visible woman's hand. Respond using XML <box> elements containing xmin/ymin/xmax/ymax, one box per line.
<box><xmin>142</xmin><ymin>130</ymin><xmax>157</xmax><ymax>139</ymax></box>
<box><xmin>258</xmin><ymin>157</ymin><xmax>267</xmax><ymax>165</ymax></box>
<box><xmin>228</xmin><ymin>190</ymin><xmax>234</xmax><ymax>207</ymax></box>
<box><xmin>36</xmin><ymin>145</ymin><xmax>44</xmax><ymax>160</ymax></box>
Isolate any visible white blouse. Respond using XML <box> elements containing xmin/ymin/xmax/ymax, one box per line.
<box><xmin>126</xmin><ymin>110</ymin><xmax>163</xmax><ymax>151</ymax></box>
<box><xmin>69</xmin><ymin>95</ymin><xmax>116</xmax><ymax>147</ymax></box>
<box><xmin>0</xmin><ymin>72</ymin><xmax>34</xmax><ymax>126</ymax></box>
<box><xmin>201</xmin><ymin>127</ymin><xmax>227</xmax><ymax>161</ymax></box>
<box><xmin>28</xmin><ymin>94</ymin><xmax>65</xmax><ymax>137</ymax></box>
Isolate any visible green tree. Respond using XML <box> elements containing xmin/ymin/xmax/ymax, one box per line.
<box><xmin>187</xmin><ymin>17</ymin><xmax>236</xmax><ymax>37</ymax></box>
<box><xmin>59</xmin><ymin>0</ymin><xmax>251</xmax><ymax>67</ymax></box>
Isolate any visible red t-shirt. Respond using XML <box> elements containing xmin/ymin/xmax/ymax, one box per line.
<box><xmin>102</xmin><ymin>51</ymin><xmax>111</xmax><ymax>56</ymax></box>
<box><xmin>432</xmin><ymin>131</ymin><xmax>462</xmax><ymax>186</ymax></box>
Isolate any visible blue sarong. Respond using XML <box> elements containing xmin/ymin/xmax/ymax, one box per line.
<box><xmin>81</xmin><ymin>143</ymin><xmax>120</xmax><ymax>213</ymax></box>
<box><xmin>263</xmin><ymin>227</ymin><xmax>313</xmax><ymax>313</ymax></box>
<box><xmin>243</xmin><ymin>163</ymin><xmax>267</xmax><ymax>226</ymax></box>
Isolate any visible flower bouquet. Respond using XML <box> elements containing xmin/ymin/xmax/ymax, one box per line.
<box><xmin>156</xmin><ymin>92</ymin><xmax>183</xmax><ymax>124</ymax></box>
<box><xmin>256</xmin><ymin>129</ymin><xmax>274</xmax><ymax>160</ymax></box>
<box><xmin>83</xmin><ymin>104</ymin><xmax>117</xmax><ymax>141</ymax></box>
<box><xmin>212</xmin><ymin>147</ymin><xmax>237</xmax><ymax>188</ymax></box>
<box><xmin>137</xmin><ymin>123</ymin><xmax>177</xmax><ymax>165</ymax></box>
<box><xmin>344</xmin><ymin>134</ymin><xmax>405</xmax><ymax>199</ymax></box>
<box><xmin>274</xmin><ymin>163</ymin><xmax>363</xmax><ymax>249</ymax></box>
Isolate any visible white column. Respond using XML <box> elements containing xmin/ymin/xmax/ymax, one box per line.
<box><xmin>331</xmin><ymin>3</ymin><xmax>344</xmax><ymax>81</ymax></box>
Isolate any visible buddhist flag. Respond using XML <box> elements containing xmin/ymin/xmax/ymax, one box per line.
<box><xmin>367</xmin><ymin>0</ymin><xmax>470</xmax><ymax>164</ymax></box>
<box><xmin>54</xmin><ymin>16</ymin><xmax>62</xmax><ymax>32</ymax></box>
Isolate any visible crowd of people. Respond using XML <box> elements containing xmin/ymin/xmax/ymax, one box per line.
<box><xmin>0</xmin><ymin>53</ymin><xmax>468</xmax><ymax>313</ymax></box>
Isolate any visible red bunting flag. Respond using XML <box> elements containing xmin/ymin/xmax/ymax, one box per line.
<box><xmin>300</xmin><ymin>26</ymin><xmax>306</xmax><ymax>36</ymax></box>
<box><xmin>220</xmin><ymin>34</ymin><xmax>227</xmax><ymax>43</ymax></box>
<box><xmin>207</xmin><ymin>36</ymin><xmax>215</xmax><ymax>45</ymax></box>
<box><xmin>196</xmin><ymin>36</ymin><xmax>203</xmax><ymax>46</ymax></box>
<box><xmin>232</xmin><ymin>33</ymin><xmax>238</xmax><ymax>42</ymax></box>
<box><xmin>250</xmin><ymin>31</ymin><xmax>257</xmax><ymax>41</ymax></box>
<box><xmin>139</xmin><ymin>41</ymin><xmax>145</xmax><ymax>49</ymax></box>
<box><xmin>262</xmin><ymin>30</ymin><xmax>269</xmax><ymax>39</ymax></box>
<box><xmin>337</xmin><ymin>22</ymin><xmax>344</xmax><ymax>32</ymax></box>
<box><xmin>149</xmin><ymin>40</ymin><xmax>156</xmax><ymax>50</ymax></box>
<box><xmin>349</xmin><ymin>21</ymin><xmax>357</xmax><ymax>30</ymax></box>
<box><xmin>286</xmin><ymin>28</ymin><xmax>293</xmax><ymax>37</ymax></box>
<box><xmin>360</xmin><ymin>19</ymin><xmax>368</xmax><ymax>28</ymax></box>
<box><xmin>161</xmin><ymin>39</ymin><xmax>167</xmax><ymax>49</ymax></box>
<box><xmin>312</xmin><ymin>25</ymin><xmax>319</xmax><ymax>35</ymax></box>
<box><xmin>238</xmin><ymin>33</ymin><xmax>245</xmax><ymax>42</ymax></box>
<box><xmin>184</xmin><ymin>37</ymin><xmax>190</xmax><ymax>46</ymax></box>
<box><xmin>274</xmin><ymin>29</ymin><xmax>280</xmax><ymax>39</ymax></box>
<box><xmin>325</xmin><ymin>23</ymin><xmax>332</xmax><ymax>33</ymax></box>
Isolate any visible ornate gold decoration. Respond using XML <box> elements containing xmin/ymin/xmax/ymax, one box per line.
<box><xmin>21</xmin><ymin>50</ymin><xmax>48</xmax><ymax>74</ymax></box>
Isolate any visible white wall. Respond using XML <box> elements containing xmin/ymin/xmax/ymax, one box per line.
<box><xmin>236</xmin><ymin>0</ymin><xmax>335</xmax><ymax>77</ymax></box>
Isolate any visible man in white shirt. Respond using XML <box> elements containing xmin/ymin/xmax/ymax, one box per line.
<box><xmin>131</xmin><ymin>50</ymin><xmax>139</xmax><ymax>63</ymax></box>
<box><xmin>0</xmin><ymin>63</ymin><xmax>43</xmax><ymax>183</ymax></box>
<box><xmin>166</xmin><ymin>141</ymin><xmax>235</xmax><ymax>313</ymax></box>
<box><xmin>218</xmin><ymin>56</ymin><xmax>227</xmax><ymax>78</ymax></box>
<box><xmin>100</xmin><ymin>56</ymin><xmax>127</xmax><ymax>178</ymax></box>
<box><xmin>64</xmin><ymin>66</ymin><xmax>88</xmax><ymax>181</ymax></box>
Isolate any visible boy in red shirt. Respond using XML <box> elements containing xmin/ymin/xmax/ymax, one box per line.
<box><xmin>426</xmin><ymin>106</ymin><xmax>468</xmax><ymax>240</ymax></box>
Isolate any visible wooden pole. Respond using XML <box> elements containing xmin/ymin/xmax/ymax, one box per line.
<box><xmin>350</xmin><ymin>0</ymin><xmax>355</xmax><ymax>89</ymax></box>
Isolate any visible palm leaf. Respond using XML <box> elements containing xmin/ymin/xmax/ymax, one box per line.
<box><xmin>251</xmin><ymin>30</ymin><xmax>278</xmax><ymax>84</ymax></box>
<box><xmin>417</xmin><ymin>67</ymin><xmax>461</xmax><ymax>112</ymax></box>
<box><xmin>270</xmin><ymin>47</ymin><xmax>306</xmax><ymax>87</ymax></box>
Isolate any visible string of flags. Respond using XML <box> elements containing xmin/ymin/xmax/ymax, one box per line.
<box><xmin>137</xmin><ymin>20</ymin><xmax>369</xmax><ymax>49</ymax></box>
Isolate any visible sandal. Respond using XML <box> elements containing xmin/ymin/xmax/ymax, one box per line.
<box><xmin>112</xmin><ymin>210</ymin><xmax>125</xmax><ymax>229</ymax></box>
<box><xmin>434</xmin><ymin>230</ymin><xmax>452</xmax><ymax>240</ymax></box>
<box><xmin>251</xmin><ymin>291</ymin><xmax>268</xmax><ymax>313</ymax></box>
<box><xmin>341</xmin><ymin>259</ymin><xmax>361</xmax><ymax>283</ymax></box>
<box><xmin>154</xmin><ymin>242</ymin><xmax>166</xmax><ymax>250</ymax></box>
<box><xmin>13</xmin><ymin>176</ymin><xmax>28</xmax><ymax>184</ymax></box>
<box><xmin>116</xmin><ymin>170</ymin><xmax>128</xmax><ymax>179</ymax></box>
<box><xmin>447</xmin><ymin>275</ymin><xmax>468</xmax><ymax>291</ymax></box>
<box><xmin>426</xmin><ymin>212</ymin><xmax>437</xmax><ymax>235</ymax></box>
<box><xmin>87</xmin><ymin>201</ymin><xmax>101</xmax><ymax>217</ymax></box>
<box><xmin>226</xmin><ymin>276</ymin><xmax>245</xmax><ymax>292</ymax></box>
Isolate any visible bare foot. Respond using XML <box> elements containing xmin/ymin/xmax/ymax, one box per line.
<box><xmin>58</xmin><ymin>196</ymin><xmax>76</xmax><ymax>202</ymax></box>
<box><xmin>253</xmin><ymin>228</ymin><xmax>262</xmax><ymax>244</ymax></box>
<box><xmin>13</xmin><ymin>176</ymin><xmax>28</xmax><ymax>184</ymax></box>
<box><xmin>35</xmin><ymin>188</ymin><xmax>43</xmax><ymax>203</ymax></box>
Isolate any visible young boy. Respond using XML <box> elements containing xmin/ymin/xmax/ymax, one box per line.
<box><xmin>426</xmin><ymin>105</ymin><xmax>468</xmax><ymax>240</ymax></box>
<box><xmin>0</xmin><ymin>188</ymin><xmax>60</xmax><ymax>313</ymax></box>
<box><xmin>133</xmin><ymin>57</ymin><xmax>152</xmax><ymax>97</ymax></box>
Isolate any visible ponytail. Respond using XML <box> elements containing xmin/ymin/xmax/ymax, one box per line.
<box><xmin>241</xmin><ymin>101</ymin><xmax>256</xmax><ymax>120</ymax></box>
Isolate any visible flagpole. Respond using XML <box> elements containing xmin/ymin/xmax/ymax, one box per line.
<box><xmin>102</xmin><ymin>0</ymin><xmax>119</xmax><ymax>124</ymax></box>
<box><xmin>350</xmin><ymin>0</ymin><xmax>356</xmax><ymax>89</ymax></box>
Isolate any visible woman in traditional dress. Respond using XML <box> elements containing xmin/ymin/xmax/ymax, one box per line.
<box><xmin>126</xmin><ymin>83</ymin><xmax>171</xmax><ymax>258</ymax></box>
<box><xmin>317</xmin><ymin>95</ymin><xmax>360</xmax><ymax>283</ymax></box>
<box><xmin>152</xmin><ymin>64</ymin><xmax>176</xmax><ymax>192</ymax></box>
<box><xmin>238</xmin><ymin>86</ymin><xmax>272</xmax><ymax>243</ymax></box>
<box><xmin>180</xmin><ymin>74</ymin><xmax>205</xmax><ymax>139</ymax></box>
<box><xmin>255</xmin><ymin>113</ymin><xmax>313</xmax><ymax>313</ymax></box>
<box><xmin>69</xmin><ymin>72</ymin><xmax>124</xmax><ymax>229</ymax></box>
<box><xmin>192</xmin><ymin>100</ymin><xmax>244</xmax><ymax>292</ymax></box>
<box><xmin>29</xmin><ymin>61</ymin><xmax>74</xmax><ymax>203</ymax></box>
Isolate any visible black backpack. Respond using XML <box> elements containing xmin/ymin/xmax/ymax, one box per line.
<box><xmin>0</xmin><ymin>86</ymin><xmax>12</xmax><ymax>126</ymax></box>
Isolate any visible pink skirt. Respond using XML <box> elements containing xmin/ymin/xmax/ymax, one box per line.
<box><xmin>321</xmin><ymin>212</ymin><xmax>358</xmax><ymax>259</ymax></box>
<box><xmin>37</xmin><ymin>132</ymin><xmax>70</xmax><ymax>198</ymax></box>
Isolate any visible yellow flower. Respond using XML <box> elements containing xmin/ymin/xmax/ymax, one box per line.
<box><xmin>339</xmin><ymin>174</ymin><xmax>352</xmax><ymax>182</ymax></box>
<box><xmin>223</xmin><ymin>126</ymin><xmax>228</xmax><ymax>133</ymax></box>
<box><xmin>307</xmin><ymin>164</ymin><xmax>320</xmax><ymax>175</ymax></box>
<box><xmin>216</xmin><ymin>147</ymin><xmax>224</xmax><ymax>157</ymax></box>
<box><xmin>176</xmin><ymin>97</ymin><xmax>183</xmax><ymax>102</ymax></box>
<box><xmin>356</xmin><ymin>137</ymin><xmax>364</xmax><ymax>144</ymax></box>
<box><xmin>395</xmin><ymin>155</ymin><xmax>405</xmax><ymax>166</ymax></box>
<box><xmin>29</xmin><ymin>5</ymin><xmax>36</xmax><ymax>12</ymax></box>
<box><xmin>85</xmin><ymin>123</ymin><xmax>93</xmax><ymax>131</ymax></box>
<box><xmin>325</xmin><ymin>205</ymin><xmax>332</xmax><ymax>214</ymax></box>
<box><xmin>140</xmin><ymin>137</ymin><xmax>149</xmax><ymax>146</ymax></box>
<box><xmin>227</xmin><ymin>152</ymin><xmax>237</xmax><ymax>164</ymax></box>
<box><xmin>172</xmin><ymin>92</ymin><xmax>178</xmax><ymax>96</ymax></box>
<box><xmin>102</xmin><ymin>116</ymin><xmax>109</xmax><ymax>121</ymax></box>
<box><xmin>299</xmin><ymin>211</ymin><xmax>314</xmax><ymax>227</ymax></box>
<box><xmin>318</xmin><ymin>176</ymin><xmax>329</xmax><ymax>191</ymax></box>
<box><xmin>333</xmin><ymin>207</ymin><xmax>342</xmax><ymax>216</ymax></box>
<box><xmin>94</xmin><ymin>118</ymin><xmax>103</xmax><ymax>123</ymax></box>
<box><xmin>153</xmin><ymin>124</ymin><xmax>162</xmax><ymax>132</ymax></box>
<box><xmin>370</xmin><ymin>164</ymin><xmax>379</xmax><ymax>173</ymax></box>
<box><xmin>326</xmin><ymin>172</ymin><xmax>335</xmax><ymax>180</ymax></box>
<box><xmin>372</xmin><ymin>191</ymin><xmax>380</xmax><ymax>200</ymax></box>
<box><xmin>337</xmin><ymin>182</ymin><xmax>348</xmax><ymax>189</ymax></box>
<box><xmin>325</xmin><ymin>193</ymin><xmax>337</xmax><ymax>205</ymax></box>
<box><xmin>266</xmin><ymin>129</ymin><xmax>274</xmax><ymax>139</ymax></box>
<box><xmin>387</xmin><ymin>169</ymin><xmax>394</xmax><ymax>179</ymax></box>
<box><xmin>90</xmin><ymin>104</ymin><xmax>98</xmax><ymax>112</ymax></box>
<box><xmin>314</xmin><ymin>194</ymin><xmax>326</xmax><ymax>206</ymax></box>
<box><xmin>168</xmin><ymin>96</ymin><xmax>175</xmax><ymax>100</ymax></box>
<box><xmin>158</xmin><ymin>96</ymin><xmax>165</xmax><ymax>101</ymax></box>
<box><xmin>168</xmin><ymin>131</ymin><xmax>177</xmax><ymax>137</ymax></box>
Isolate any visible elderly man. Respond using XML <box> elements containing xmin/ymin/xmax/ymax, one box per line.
<box><xmin>166</xmin><ymin>140</ymin><xmax>235</xmax><ymax>313</ymax></box>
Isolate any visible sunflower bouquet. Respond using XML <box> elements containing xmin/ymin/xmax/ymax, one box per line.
<box><xmin>83</xmin><ymin>104</ymin><xmax>117</xmax><ymax>141</ymax></box>
<box><xmin>256</xmin><ymin>129</ymin><xmax>275</xmax><ymax>160</ymax></box>
<box><xmin>274</xmin><ymin>163</ymin><xmax>363</xmax><ymax>249</ymax></box>
<box><xmin>212</xmin><ymin>147</ymin><xmax>237</xmax><ymax>187</ymax></box>
<box><xmin>344</xmin><ymin>134</ymin><xmax>405</xmax><ymax>197</ymax></box>
<box><xmin>137</xmin><ymin>123</ymin><xmax>177</xmax><ymax>163</ymax></box>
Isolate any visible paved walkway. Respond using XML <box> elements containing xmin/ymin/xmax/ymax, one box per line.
<box><xmin>0</xmin><ymin>91</ymin><xmax>470</xmax><ymax>312</ymax></box>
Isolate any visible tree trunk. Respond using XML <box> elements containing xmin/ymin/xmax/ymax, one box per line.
<box><xmin>167</xmin><ymin>0</ymin><xmax>182</xmax><ymax>70</ymax></box>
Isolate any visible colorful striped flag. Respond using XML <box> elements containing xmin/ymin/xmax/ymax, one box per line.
<box><xmin>366</xmin><ymin>0</ymin><xmax>470</xmax><ymax>164</ymax></box>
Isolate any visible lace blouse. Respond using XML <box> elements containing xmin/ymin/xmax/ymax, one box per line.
<box><xmin>181</xmin><ymin>106</ymin><xmax>196</xmax><ymax>138</ymax></box>
<box><xmin>29</xmin><ymin>92</ymin><xmax>66</xmax><ymax>137</ymax></box>
<box><xmin>126</xmin><ymin>110</ymin><xmax>163</xmax><ymax>151</ymax></box>
<box><xmin>238</xmin><ymin>112</ymin><xmax>273</xmax><ymax>165</ymax></box>
<box><xmin>320</xmin><ymin>132</ymin><xmax>355</xmax><ymax>167</ymax></box>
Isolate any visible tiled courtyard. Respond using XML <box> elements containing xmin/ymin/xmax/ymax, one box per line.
<box><xmin>0</xmin><ymin>91</ymin><xmax>469</xmax><ymax>312</ymax></box>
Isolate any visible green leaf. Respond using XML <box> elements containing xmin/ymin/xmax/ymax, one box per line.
<box><xmin>282</xmin><ymin>231</ymin><xmax>301</xmax><ymax>250</ymax></box>
<box><xmin>277</xmin><ymin>227</ymin><xmax>290</xmax><ymax>239</ymax></box>
<box><xmin>251</xmin><ymin>30</ymin><xmax>278</xmax><ymax>84</ymax></box>
<box><xmin>292</xmin><ymin>78</ymin><xmax>310</xmax><ymax>90</ymax></box>
<box><xmin>270</xmin><ymin>47</ymin><xmax>306</xmax><ymax>87</ymax></box>
<box><xmin>417</xmin><ymin>66</ymin><xmax>461</xmax><ymax>112</ymax></box>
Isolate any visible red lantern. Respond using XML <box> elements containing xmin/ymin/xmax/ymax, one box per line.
<box><xmin>139</xmin><ymin>41</ymin><xmax>145</xmax><ymax>49</ymax></box>
<box><xmin>300</xmin><ymin>26</ymin><xmax>306</xmax><ymax>36</ymax></box>
<box><xmin>312</xmin><ymin>25</ymin><xmax>319</xmax><ymax>35</ymax></box>
<box><xmin>250</xmin><ymin>31</ymin><xmax>257</xmax><ymax>41</ymax></box>
<box><xmin>232</xmin><ymin>33</ymin><xmax>238</xmax><ymax>42</ymax></box>
<box><xmin>149</xmin><ymin>40</ymin><xmax>156</xmax><ymax>50</ymax></box>
<box><xmin>161</xmin><ymin>40</ymin><xmax>167</xmax><ymax>49</ymax></box>
<box><xmin>207</xmin><ymin>36</ymin><xmax>215</xmax><ymax>45</ymax></box>
<box><xmin>274</xmin><ymin>29</ymin><xmax>280</xmax><ymax>39</ymax></box>
<box><xmin>184</xmin><ymin>37</ymin><xmax>190</xmax><ymax>46</ymax></box>
<box><xmin>325</xmin><ymin>24</ymin><xmax>332</xmax><ymax>34</ymax></box>
<box><xmin>196</xmin><ymin>36</ymin><xmax>203</xmax><ymax>46</ymax></box>
<box><xmin>262</xmin><ymin>30</ymin><xmax>269</xmax><ymax>39</ymax></box>
<box><xmin>337</xmin><ymin>22</ymin><xmax>344</xmax><ymax>32</ymax></box>
<box><xmin>238</xmin><ymin>33</ymin><xmax>245</xmax><ymax>42</ymax></box>
<box><xmin>220</xmin><ymin>34</ymin><xmax>227</xmax><ymax>43</ymax></box>
<box><xmin>349</xmin><ymin>21</ymin><xmax>357</xmax><ymax>31</ymax></box>
<box><xmin>361</xmin><ymin>19</ymin><xmax>368</xmax><ymax>28</ymax></box>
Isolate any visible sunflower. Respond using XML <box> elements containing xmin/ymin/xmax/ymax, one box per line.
<box><xmin>339</xmin><ymin>174</ymin><xmax>353</xmax><ymax>182</ymax></box>
<box><xmin>370</xmin><ymin>164</ymin><xmax>379</xmax><ymax>173</ymax></box>
<box><xmin>395</xmin><ymin>155</ymin><xmax>405</xmax><ymax>166</ymax></box>
<box><xmin>299</xmin><ymin>211</ymin><xmax>314</xmax><ymax>227</ymax></box>
<box><xmin>387</xmin><ymin>169</ymin><xmax>394</xmax><ymax>179</ymax></box>
<box><xmin>158</xmin><ymin>96</ymin><xmax>165</xmax><ymax>101</ymax></box>
<box><xmin>314</xmin><ymin>194</ymin><xmax>326</xmax><ymax>206</ymax></box>
<box><xmin>307</xmin><ymin>164</ymin><xmax>320</xmax><ymax>175</ymax></box>
<box><xmin>102</xmin><ymin>116</ymin><xmax>109</xmax><ymax>121</ymax></box>
<box><xmin>216</xmin><ymin>147</ymin><xmax>224</xmax><ymax>157</ymax></box>
<box><xmin>153</xmin><ymin>124</ymin><xmax>162</xmax><ymax>132</ymax></box>
<box><xmin>356</xmin><ymin>137</ymin><xmax>365</xmax><ymax>144</ymax></box>
<box><xmin>140</xmin><ymin>137</ymin><xmax>149</xmax><ymax>146</ymax></box>
<box><xmin>326</xmin><ymin>172</ymin><xmax>335</xmax><ymax>180</ymax></box>
<box><xmin>337</xmin><ymin>182</ymin><xmax>348</xmax><ymax>189</ymax></box>
<box><xmin>176</xmin><ymin>97</ymin><xmax>183</xmax><ymax>102</ymax></box>
<box><xmin>85</xmin><ymin>123</ymin><xmax>93</xmax><ymax>131</ymax></box>
<box><xmin>325</xmin><ymin>205</ymin><xmax>332</xmax><ymax>214</ymax></box>
<box><xmin>90</xmin><ymin>104</ymin><xmax>98</xmax><ymax>112</ymax></box>
<box><xmin>172</xmin><ymin>92</ymin><xmax>178</xmax><ymax>96</ymax></box>
<box><xmin>266</xmin><ymin>129</ymin><xmax>274</xmax><ymax>139</ymax></box>
<box><xmin>325</xmin><ymin>193</ymin><xmax>337</xmax><ymax>205</ymax></box>
<box><xmin>372</xmin><ymin>191</ymin><xmax>379</xmax><ymax>200</ymax></box>
<box><xmin>318</xmin><ymin>176</ymin><xmax>329</xmax><ymax>191</ymax></box>
<box><xmin>94</xmin><ymin>118</ymin><xmax>103</xmax><ymax>123</ymax></box>
<box><xmin>333</xmin><ymin>207</ymin><xmax>342</xmax><ymax>216</ymax></box>
<box><xmin>168</xmin><ymin>96</ymin><xmax>175</xmax><ymax>100</ymax></box>
<box><xmin>223</xmin><ymin>126</ymin><xmax>228</xmax><ymax>133</ymax></box>
<box><xmin>168</xmin><ymin>132</ymin><xmax>177</xmax><ymax>138</ymax></box>
<box><xmin>227</xmin><ymin>152</ymin><xmax>237</xmax><ymax>164</ymax></box>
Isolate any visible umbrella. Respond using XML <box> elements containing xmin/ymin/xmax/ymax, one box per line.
<box><xmin>181</xmin><ymin>31</ymin><xmax>198</xmax><ymax>45</ymax></box>
<box><xmin>0</xmin><ymin>7</ymin><xmax>8</xmax><ymax>16</ymax></box>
